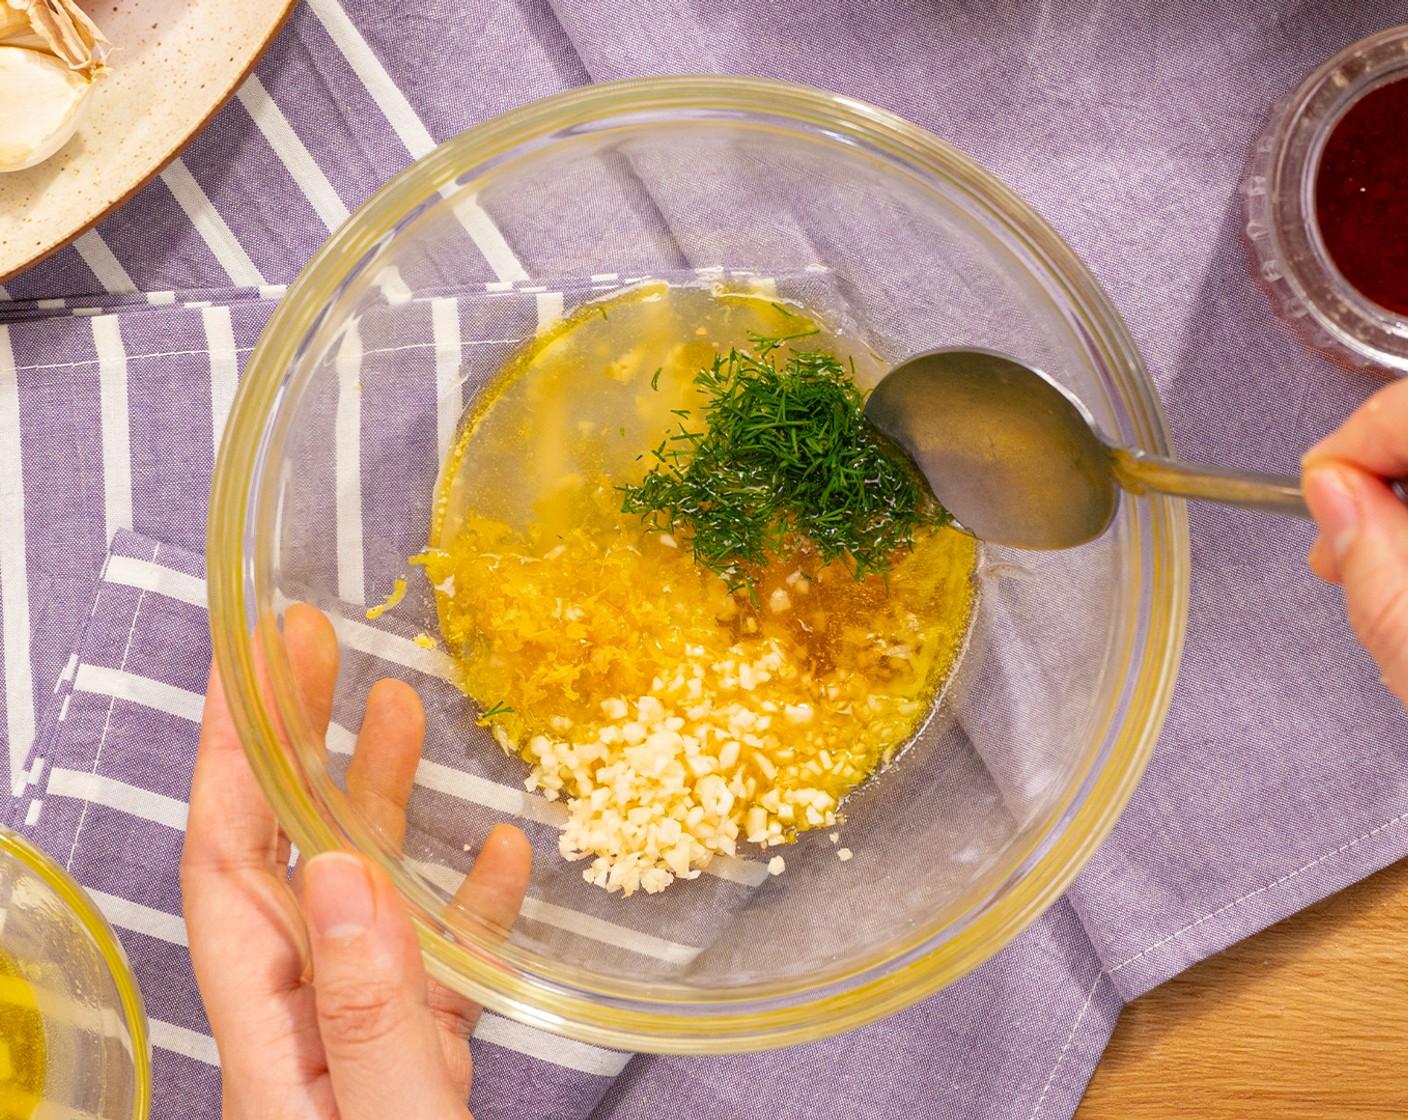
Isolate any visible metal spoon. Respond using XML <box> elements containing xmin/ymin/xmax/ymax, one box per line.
<box><xmin>863</xmin><ymin>347</ymin><xmax>1408</xmax><ymax>550</ymax></box>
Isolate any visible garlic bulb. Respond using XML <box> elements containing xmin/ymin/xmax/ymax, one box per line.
<box><xmin>0</xmin><ymin>0</ymin><xmax>110</xmax><ymax>173</ymax></box>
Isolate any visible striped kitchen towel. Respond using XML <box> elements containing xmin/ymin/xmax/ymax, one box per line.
<box><xmin>8</xmin><ymin>529</ymin><xmax>638</xmax><ymax>1119</ymax></box>
<box><xmin>7</xmin><ymin>528</ymin><xmax>1120</xmax><ymax>1120</ymax></box>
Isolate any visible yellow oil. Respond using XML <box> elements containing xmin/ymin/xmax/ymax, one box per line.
<box><xmin>424</xmin><ymin>283</ymin><xmax>977</xmax><ymax>880</ymax></box>
<box><xmin>434</xmin><ymin>282</ymin><xmax>882</xmax><ymax>540</ymax></box>
<box><xmin>0</xmin><ymin>944</ymin><xmax>45</xmax><ymax>1120</ymax></box>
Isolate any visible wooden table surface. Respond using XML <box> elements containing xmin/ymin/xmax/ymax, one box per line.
<box><xmin>1077</xmin><ymin>854</ymin><xmax>1408</xmax><ymax>1117</ymax></box>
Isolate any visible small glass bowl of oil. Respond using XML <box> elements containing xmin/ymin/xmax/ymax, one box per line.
<box><xmin>0</xmin><ymin>828</ymin><xmax>150</xmax><ymax>1120</ymax></box>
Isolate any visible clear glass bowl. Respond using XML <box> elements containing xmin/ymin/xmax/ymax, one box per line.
<box><xmin>1243</xmin><ymin>24</ymin><xmax>1408</xmax><ymax>374</ymax></box>
<box><xmin>0</xmin><ymin>828</ymin><xmax>151</xmax><ymax>1118</ymax></box>
<box><xmin>210</xmin><ymin>77</ymin><xmax>1189</xmax><ymax>1053</ymax></box>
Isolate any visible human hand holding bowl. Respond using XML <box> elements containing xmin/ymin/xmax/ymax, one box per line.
<box><xmin>181</xmin><ymin>604</ymin><xmax>532</xmax><ymax>1120</ymax></box>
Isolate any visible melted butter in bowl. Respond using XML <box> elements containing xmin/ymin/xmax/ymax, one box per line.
<box><xmin>421</xmin><ymin>283</ymin><xmax>977</xmax><ymax>897</ymax></box>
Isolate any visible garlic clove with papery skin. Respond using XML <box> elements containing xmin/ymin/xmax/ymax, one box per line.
<box><xmin>0</xmin><ymin>43</ymin><xmax>92</xmax><ymax>171</ymax></box>
<box><xmin>0</xmin><ymin>5</ymin><xmax>28</xmax><ymax>39</ymax></box>
<box><xmin>1</xmin><ymin>0</ymin><xmax>109</xmax><ymax>75</ymax></box>
<box><xmin>0</xmin><ymin>0</ymin><xmax>111</xmax><ymax>172</ymax></box>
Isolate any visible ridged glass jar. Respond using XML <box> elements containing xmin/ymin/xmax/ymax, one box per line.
<box><xmin>1244</xmin><ymin>25</ymin><xmax>1408</xmax><ymax>374</ymax></box>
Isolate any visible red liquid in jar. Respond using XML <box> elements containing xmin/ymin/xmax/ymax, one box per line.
<box><xmin>1314</xmin><ymin>76</ymin><xmax>1408</xmax><ymax>316</ymax></box>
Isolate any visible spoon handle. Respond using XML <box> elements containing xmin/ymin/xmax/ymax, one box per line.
<box><xmin>1112</xmin><ymin>449</ymin><xmax>1311</xmax><ymax>518</ymax></box>
<box><xmin>1113</xmin><ymin>450</ymin><xmax>1408</xmax><ymax>519</ymax></box>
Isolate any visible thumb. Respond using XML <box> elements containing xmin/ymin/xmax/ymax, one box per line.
<box><xmin>1304</xmin><ymin>463</ymin><xmax>1408</xmax><ymax>708</ymax></box>
<box><xmin>305</xmin><ymin>851</ymin><xmax>471</xmax><ymax>1120</ymax></box>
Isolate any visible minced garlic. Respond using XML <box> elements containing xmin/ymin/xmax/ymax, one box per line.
<box><xmin>423</xmin><ymin>489</ymin><xmax>974</xmax><ymax>896</ymax></box>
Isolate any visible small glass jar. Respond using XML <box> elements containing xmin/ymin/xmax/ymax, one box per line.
<box><xmin>1243</xmin><ymin>25</ymin><xmax>1408</xmax><ymax>375</ymax></box>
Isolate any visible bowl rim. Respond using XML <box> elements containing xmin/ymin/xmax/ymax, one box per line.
<box><xmin>209</xmin><ymin>74</ymin><xmax>1190</xmax><ymax>1053</ymax></box>
<box><xmin>0</xmin><ymin>827</ymin><xmax>153</xmax><ymax>1116</ymax></box>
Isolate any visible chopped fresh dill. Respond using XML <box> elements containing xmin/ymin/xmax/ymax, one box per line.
<box><xmin>651</xmin><ymin>366</ymin><xmax>663</xmax><ymax>390</ymax></box>
<box><xmin>596</xmin><ymin>305</ymin><xmax>609</xmax><ymax>321</ymax></box>
<box><xmin>748</xmin><ymin>327</ymin><xmax>819</xmax><ymax>355</ymax></box>
<box><xmin>477</xmin><ymin>699</ymin><xmax>514</xmax><ymax>725</ymax></box>
<box><xmin>620</xmin><ymin>342</ymin><xmax>949</xmax><ymax>589</ymax></box>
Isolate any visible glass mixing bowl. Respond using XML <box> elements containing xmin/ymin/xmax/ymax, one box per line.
<box><xmin>0</xmin><ymin>828</ymin><xmax>150</xmax><ymax>1118</ymax></box>
<box><xmin>210</xmin><ymin>76</ymin><xmax>1188</xmax><ymax>1053</ymax></box>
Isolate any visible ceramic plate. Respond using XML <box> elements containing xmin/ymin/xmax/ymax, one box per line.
<box><xmin>0</xmin><ymin>0</ymin><xmax>297</xmax><ymax>283</ymax></box>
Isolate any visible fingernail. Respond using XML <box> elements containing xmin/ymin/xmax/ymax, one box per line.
<box><xmin>306</xmin><ymin>851</ymin><xmax>376</xmax><ymax>939</ymax></box>
<box><xmin>1307</xmin><ymin>534</ymin><xmax>1326</xmax><ymax>574</ymax></box>
<box><xmin>1305</xmin><ymin>466</ymin><xmax>1361</xmax><ymax>560</ymax></box>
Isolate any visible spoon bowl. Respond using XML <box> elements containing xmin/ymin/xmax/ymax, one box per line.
<box><xmin>865</xmin><ymin>348</ymin><xmax>1317</xmax><ymax>549</ymax></box>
